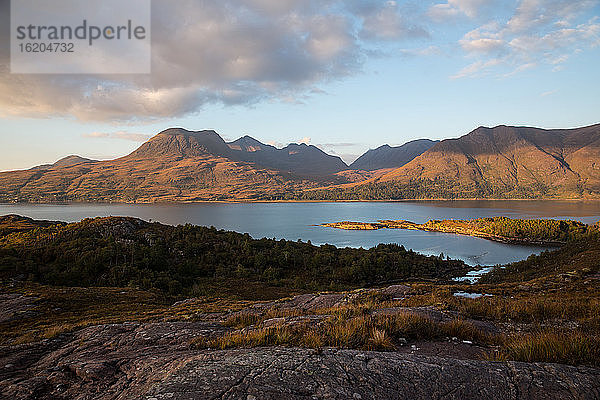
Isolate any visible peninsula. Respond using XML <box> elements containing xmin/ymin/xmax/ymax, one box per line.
<box><xmin>320</xmin><ymin>217</ymin><xmax>599</xmax><ymax>246</ymax></box>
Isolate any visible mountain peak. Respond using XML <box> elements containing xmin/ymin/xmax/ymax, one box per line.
<box><xmin>228</xmin><ymin>135</ymin><xmax>272</xmax><ymax>152</ymax></box>
<box><xmin>128</xmin><ymin>128</ymin><xmax>230</xmax><ymax>159</ymax></box>
<box><xmin>350</xmin><ymin>139</ymin><xmax>438</xmax><ymax>171</ymax></box>
<box><xmin>229</xmin><ymin>137</ymin><xmax>346</xmax><ymax>174</ymax></box>
<box><xmin>53</xmin><ymin>155</ymin><xmax>95</xmax><ymax>168</ymax></box>
<box><xmin>155</xmin><ymin>128</ymin><xmax>221</xmax><ymax>139</ymax></box>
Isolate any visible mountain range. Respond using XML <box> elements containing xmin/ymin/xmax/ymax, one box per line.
<box><xmin>0</xmin><ymin>124</ymin><xmax>598</xmax><ymax>202</ymax></box>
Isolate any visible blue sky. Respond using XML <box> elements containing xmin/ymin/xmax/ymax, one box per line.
<box><xmin>1</xmin><ymin>0</ymin><xmax>599</xmax><ymax>170</ymax></box>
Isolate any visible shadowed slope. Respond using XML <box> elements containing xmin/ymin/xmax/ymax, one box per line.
<box><xmin>349</xmin><ymin>139</ymin><xmax>438</xmax><ymax>171</ymax></box>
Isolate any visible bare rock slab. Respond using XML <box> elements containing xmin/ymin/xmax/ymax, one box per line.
<box><xmin>146</xmin><ymin>348</ymin><xmax>600</xmax><ymax>400</ymax></box>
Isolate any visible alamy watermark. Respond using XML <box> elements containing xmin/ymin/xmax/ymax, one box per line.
<box><xmin>10</xmin><ymin>0</ymin><xmax>151</xmax><ymax>74</ymax></box>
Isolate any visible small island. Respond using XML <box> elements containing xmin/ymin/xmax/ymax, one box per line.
<box><xmin>320</xmin><ymin>217</ymin><xmax>599</xmax><ymax>246</ymax></box>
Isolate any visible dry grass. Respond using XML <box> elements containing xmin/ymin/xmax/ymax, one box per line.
<box><xmin>450</xmin><ymin>296</ymin><xmax>600</xmax><ymax>323</ymax></box>
<box><xmin>489</xmin><ymin>330</ymin><xmax>600</xmax><ymax>366</ymax></box>
<box><xmin>392</xmin><ymin>284</ymin><xmax>600</xmax><ymax>325</ymax></box>
<box><xmin>6</xmin><ymin>276</ymin><xmax>600</xmax><ymax>367</ymax></box>
<box><xmin>193</xmin><ymin>312</ymin><xmax>491</xmax><ymax>351</ymax></box>
<box><xmin>224</xmin><ymin>313</ymin><xmax>264</xmax><ymax>329</ymax></box>
<box><xmin>224</xmin><ymin>308</ymin><xmax>308</xmax><ymax>329</ymax></box>
<box><xmin>195</xmin><ymin>325</ymin><xmax>302</xmax><ymax>350</ymax></box>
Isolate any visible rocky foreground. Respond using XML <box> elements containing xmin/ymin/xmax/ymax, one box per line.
<box><xmin>1</xmin><ymin>288</ymin><xmax>599</xmax><ymax>400</ymax></box>
<box><xmin>2</xmin><ymin>322</ymin><xmax>599</xmax><ymax>400</ymax></box>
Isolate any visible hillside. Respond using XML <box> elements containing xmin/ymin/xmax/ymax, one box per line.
<box><xmin>30</xmin><ymin>155</ymin><xmax>96</xmax><ymax>171</ymax></box>
<box><xmin>0</xmin><ymin>129</ymin><xmax>346</xmax><ymax>202</ymax></box>
<box><xmin>349</xmin><ymin>139</ymin><xmax>438</xmax><ymax>170</ymax></box>
<box><xmin>0</xmin><ymin>215</ymin><xmax>467</xmax><ymax>296</ymax></box>
<box><xmin>1</xmin><ymin>216</ymin><xmax>599</xmax><ymax>398</ymax></box>
<box><xmin>299</xmin><ymin>124</ymin><xmax>600</xmax><ymax>200</ymax></box>
<box><xmin>376</xmin><ymin>124</ymin><xmax>600</xmax><ymax>198</ymax></box>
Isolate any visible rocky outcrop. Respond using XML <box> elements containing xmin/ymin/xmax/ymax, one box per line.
<box><xmin>0</xmin><ymin>294</ymin><xmax>39</xmax><ymax>324</ymax></box>
<box><xmin>148</xmin><ymin>348</ymin><xmax>600</xmax><ymax>400</ymax></box>
<box><xmin>1</xmin><ymin>320</ymin><xmax>598</xmax><ymax>400</ymax></box>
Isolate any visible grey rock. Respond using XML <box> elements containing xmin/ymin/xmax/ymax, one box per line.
<box><xmin>0</xmin><ymin>294</ymin><xmax>39</xmax><ymax>324</ymax></box>
<box><xmin>0</xmin><ymin>321</ymin><xmax>598</xmax><ymax>400</ymax></box>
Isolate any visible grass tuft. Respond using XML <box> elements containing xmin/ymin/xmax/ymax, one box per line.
<box><xmin>490</xmin><ymin>331</ymin><xmax>600</xmax><ymax>366</ymax></box>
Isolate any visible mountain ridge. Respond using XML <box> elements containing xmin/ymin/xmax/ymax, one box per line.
<box><xmin>1</xmin><ymin>123</ymin><xmax>599</xmax><ymax>202</ymax></box>
<box><xmin>125</xmin><ymin>128</ymin><xmax>348</xmax><ymax>176</ymax></box>
<box><xmin>0</xmin><ymin>128</ymin><xmax>349</xmax><ymax>202</ymax></box>
<box><xmin>355</xmin><ymin>123</ymin><xmax>600</xmax><ymax>199</ymax></box>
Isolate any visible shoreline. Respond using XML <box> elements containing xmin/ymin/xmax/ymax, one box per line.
<box><xmin>2</xmin><ymin>198</ymin><xmax>600</xmax><ymax>206</ymax></box>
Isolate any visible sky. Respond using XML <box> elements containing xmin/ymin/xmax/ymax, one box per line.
<box><xmin>1</xmin><ymin>0</ymin><xmax>599</xmax><ymax>171</ymax></box>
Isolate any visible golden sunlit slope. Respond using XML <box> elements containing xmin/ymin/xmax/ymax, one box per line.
<box><xmin>373</xmin><ymin>124</ymin><xmax>600</xmax><ymax>198</ymax></box>
<box><xmin>0</xmin><ymin>129</ymin><xmax>338</xmax><ymax>202</ymax></box>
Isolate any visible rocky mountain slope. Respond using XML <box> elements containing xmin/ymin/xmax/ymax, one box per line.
<box><xmin>228</xmin><ymin>135</ymin><xmax>348</xmax><ymax>176</ymax></box>
<box><xmin>0</xmin><ymin>129</ymin><xmax>347</xmax><ymax>202</ymax></box>
<box><xmin>349</xmin><ymin>139</ymin><xmax>438</xmax><ymax>171</ymax></box>
<box><xmin>374</xmin><ymin>124</ymin><xmax>600</xmax><ymax>198</ymax></box>
<box><xmin>124</xmin><ymin>128</ymin><xmax>348</xmax><ymax>176</ymax></box>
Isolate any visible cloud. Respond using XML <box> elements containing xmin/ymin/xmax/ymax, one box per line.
<box><xmin>298</xmin><ymin>137</ymin><xmax>312</xmax><ymax>145</ymax></box>
<box><xmin>83</xmin><ymin>131</ymin><xmax>152</xmax><ymax>142</ymax></box>
<box><xmin>356</xmin><ymin>0</ymin><xmax>429</xmax><ymax>40</ymax></box>
<box><xmin>265</xmin><ymin>140</ymin><xmax>284</xmax><ymax>148</ymax></box>
<box><xmin>506</xmin><ymin>0</ymin><xmax>598</xmax><ymax>33</ymax></box>
<box><xmin>1</xmin><ymin>0</ymin><xmax>596</xmax><ymax>117</ymax></box>
<box><xmin>82</xmin><ymin>132</ymin><xmax>110</xmax><ymax>139</ymax></box>
<box><xmin>314</xmin><ymin>145</ymin><xmax>360</xmax><ymax>164</ymax></box>
<box><xmin>453</xmin><ymin>0</ymin><xmax>600</xmax><ymax>78</ymax></box>
<box><xmin>0</xmin><ymin>0</ymin><xmax>429</xmax><ymax>123</ymax></box>
<box><xmin>315</xmin><ymin>141</ymin><xmax>364</xmax><ymax>164</ymax></box>
<box><xmin>337</xmin><ymin>153</ymin><xmax>361</xmax><ymax>164</ymax></box>
<box><xmin>427</xmin><ymin>4</ymin><xmax>460</xmax><ymax>21</ymax></box>
<box><xmin>428</xmin><ymin>0</ymin><xmax>492</xmax><ymax>20</ymax></box>
<box><xmin>551</xmin><ymin>54</ymin><xmax>570</xmax><ymax>64</ymax></box>
<box><xmin>451</xmin><ymin>58</ymin><xmax>502</xmax><ymax>79</ymax></box>
<box><xmin>502</xmin><ymin>62</ymin><xmax>537</xmax><ymax>77</ymax></box>
<box><xmin>460</xmin><ymin>38</ymin><xmax>505</xmax><ymax>53</ymax></box>
<box><xmin>319</xmin><ymin>142</ymin><xmax>360</xmax><ymax>147</ymax></box>
<box><xmin>399</xmin><ymin>45</ymin><xmax>443</xmax><ymax>57</ymax></box>
<box><xmin>540</xmin><ymin>89</ymin><xmax>558</xmax><ymax>96</ymax></box>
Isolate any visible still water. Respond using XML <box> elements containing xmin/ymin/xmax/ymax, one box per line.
<box><xmin>1</xmin><ymin>201</ymin><xmax>599</xmax><ymax>266</ymax></box>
